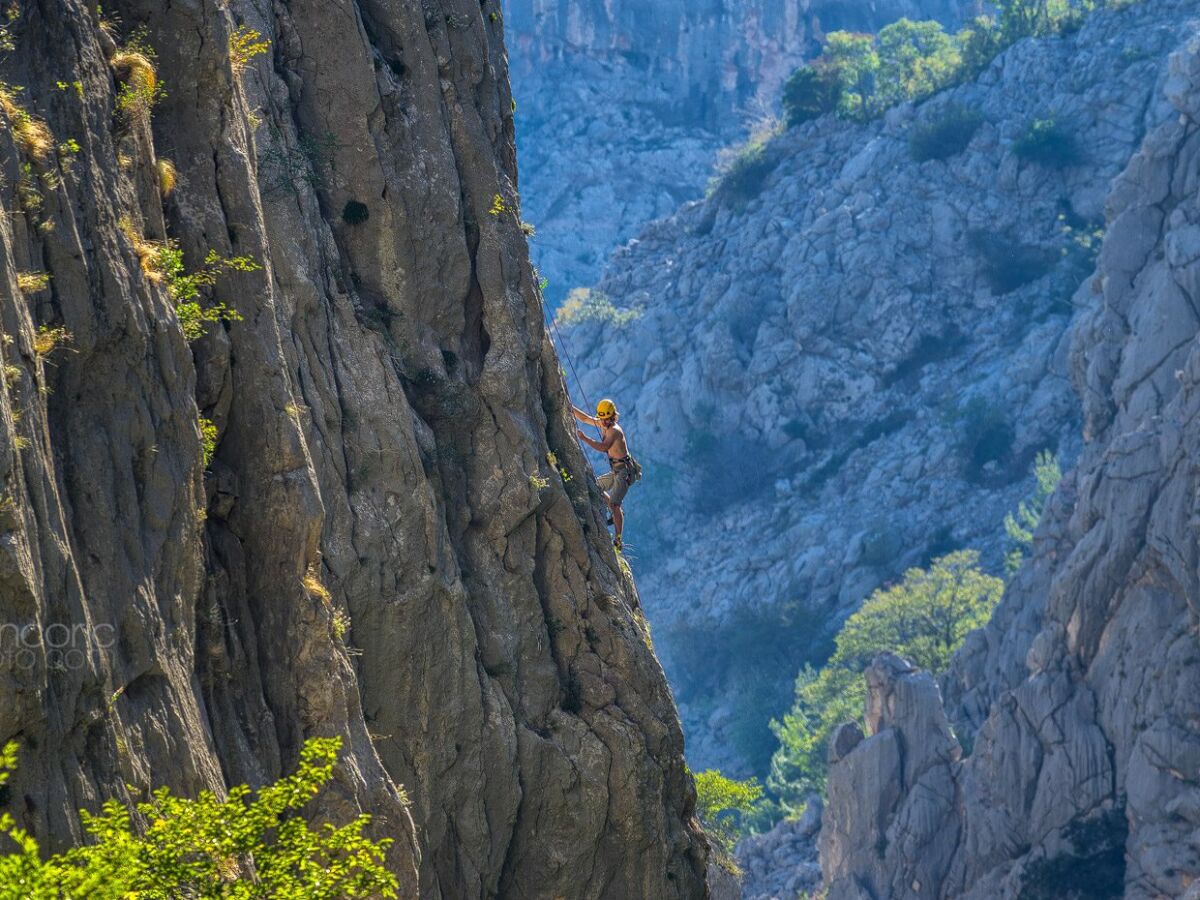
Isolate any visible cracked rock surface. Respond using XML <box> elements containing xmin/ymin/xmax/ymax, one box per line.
<box><xmin>822</xmin><ymin>32</ymin><xmax>1200</xmax><ymax>899</ymax></box>
<box><xmin>0</xmin><ymin>1</ymin><xmax>707</xmax><ymax>896</ymax></box>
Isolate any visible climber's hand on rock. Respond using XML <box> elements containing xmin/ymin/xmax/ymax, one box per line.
<box><xmin>576</xmin><ymin>429</ymin><xmax>586</xmax><ymax>440</ymax></box>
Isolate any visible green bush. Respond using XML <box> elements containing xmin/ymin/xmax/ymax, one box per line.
<box><xmin>767</xmin><ymin>551</ymin><xmax>1003</xmax><ymax>810</ymax></box>
<box><xmin>716</xmin><ymin>143</ymin><xmax>774</xmax><ymax>202</ymax></box>
<box><xmin>553</xmin><ymin>288</ymin><xmax>641</xmax><ymax>329</ymax></box>
<box><xmin>999</xmin><ymin>0</ymin><xmax>1093</xmax><ymax>43</ymax></box>
<box><xmin>780</xmin><ymin>1</ymin><xmax>1117</xmax><ymax>131</ymax></box>
<box><xmin>708</xmin><ymin>118</ymin><xmax>782</xmax><ymax>205</ymax></box>
<box><xmin>1014</xmin><ymin>119</ymin><xmax>1082</xmax><ymax>168</ymax></box>
<box><xmin>0</xmin><ymin>737</ymin><xmax>400</xmax><ymax>898</ymax></box>
<box><xmin>908</xmin><ymin>106</ymin><xmax>983</xmax><ymax>162</ymax></box>
<box><xmin>153</xmin><ymin>243</ymin><xmax>259</xmax><ymax>341</ymax></box>
<box><xmin>1019</xmin><ymin>807</ymin><xmax>1127</xmax><ymax>899</ymax></box>
<box><xmin>969</xmin><ymin>230</ymin><xmax>1057</xmax><ymax>295</ymax></box>
<box><xmin>875</xmin><ymin>19</ymin><xmax>962</xmax><ymax>109</ymax></box>
<box><xmin>1004</xmin><ymin>450</ymin><xmax>1062</xmax><ymax>573</ymax></box>
<box><xmin>782</xmin><ymin>65</ymin><xmax>841</xmax><ymax>126</ymax></box>
<box><xmin>693</xmin><ymin>769</ymin><xmax>763</xmax><ymax>866</ymax></box>
<box><xmin>952</xmin><ymin>396</ymin><xmax>1017</xmax><ymax>481</ymax></box>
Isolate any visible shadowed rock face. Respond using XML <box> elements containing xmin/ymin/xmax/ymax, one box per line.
<box><xmin>503</xmin><ymin>0</ymin><xmax>968</xmax><ymax>305</ymax></box>
<box><xmin>0</xmin><ymin>2</ymin><xmax>707</xmax><ymax>897</ymax></box>
<box><xmin>560</xmin><ymin>0</ymin><xmax>1195</xmax><ymax>774</ymax></box>
<box><xmin>822</xmin><ymin>34</ymin><xmax>1200</xmax><ymax>900</ymax></box>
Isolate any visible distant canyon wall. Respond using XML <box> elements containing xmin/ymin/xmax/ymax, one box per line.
<box><xmin>560</xmin><ymin>0</ymin><xmax>1193</xmax><ymax>773</ymax></box>
<box><xmin>503</xmin><ymin>0</ymin><xmax>969</xmax><ymax>303</ymax></box>
<box><xmin>822</xmin><ymin>33</ymin><xmax>1200</xmax><ymax>898</ymax></box>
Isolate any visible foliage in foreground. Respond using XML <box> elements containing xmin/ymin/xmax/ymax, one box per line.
<box><xmin>767</xmin><ymin>551</ymin><xmax>1003</xmax><ymax>810</ymax></box>
<box><xmin>0</xmin><ymin>737</ymin><xmax>399</xmax><ymax>899</ymax></box>
<box><xmin>693</xmin><ymin>769</ymin><xmax>763</xmax><ymax>864</ymax></box>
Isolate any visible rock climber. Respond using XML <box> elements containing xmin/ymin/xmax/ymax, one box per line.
<box><xmin>573</xmin><ymin>398</ymin><xmax>640</xmax><ymax>551</ymax></box>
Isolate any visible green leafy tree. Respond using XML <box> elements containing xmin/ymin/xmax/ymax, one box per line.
<box><xmin>554</xmin><ymin>288</ymin><xmax>641</xmax><ymax>329</ymax></box>
<box><xmin>1004</xmin><ymin>450</ymin><xmax>1062</xmax><ymax>574</ymax></box>
<box><xmin>956</xmin><ymin>15</ymin><xmax>1004</xmax><ymax>76</ymax></box>
<box><xmin>1013</xmin><ymin>118</ymin><xmax>1082</xmax><ymax>168</ymax></box>
<box><xmin>781</xmin><ymin>64</ymin><xmax>841</xmax><ymax>127</ymax></box>
<box><xmin>876</xmin><ymin>19</ymin><xmax>961</xmax><ymax>108</ymax></box>
<box><xmin>154</xmin><ymin>244</ymin><xmax>260</xmax><ymax>341</ymax></box>
<box><xmin>693</xmin><ymin>769</ymin><xmax>763</xmax><ymax>865</ymax></box>
<box><xmin>824</xmin><ymin>32</ymin><xmax>879</xmax><ymax>120</ymax></box>
<box><xmin>768</xmin><ymin>551</ymin><xmax>1003</xmax><ymax>810</ymax></box>
<box><xmin>780</xmin><ymin>0</ymin><xmax>1115</xmax><ymax>131</ymax></box>
<box><xmin>0</xmin><ymin>737</ymin><xmax>400</xmax><ymax>898</ymax></box>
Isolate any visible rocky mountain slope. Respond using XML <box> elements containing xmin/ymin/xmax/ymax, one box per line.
<box><xmin>0</xmin><ymin>1</ymin><xmax>707</xmax><ymax>896</ymax></box>
<box><xmin>502</xmin><ymin>0</ymin><xmax>966</xmax><ymax>305</ymax></box>
<box><xmin>822</xmin><ymin>34</ymin><xmax>1200</xmax><ymax>899</ymax></box>
<box><xmin>560</xmin><ymin>0</ymin><xmax>1195</xmax><ymax>773</ymax></box>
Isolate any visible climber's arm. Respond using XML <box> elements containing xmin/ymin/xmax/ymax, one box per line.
<box><xmin>572</xmin><ymin>406</ymin><xmax>599</xmax><ymax>427</ymax></box>
<box><xmin>577</xmin><ymin>429</ymin><xmax>617</xmax><ymax>452</ymax></box>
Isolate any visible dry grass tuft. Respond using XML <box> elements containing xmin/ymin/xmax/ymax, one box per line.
<box><xmin>156</xmin><ymin>158</ymin><xmax>177</xmax><ymax>197</ymax></box>
<box><xmin>16</xmin><ymin>271</ymin><xmax>50</xmax><ymax>294</ymax></box>
<box><xmin>302</xmin><ymin>564</ymin><xmax>332</xmax><ymax>606</ymax></box>
<box><xmin>111</xmin><ymin>49</ymin><xmax>161</xmax><ymax>123</ymax></box>
<box><xmin>0</xmin><ymin>85</ymin><xmax>53</xmax><ymax>161</ymax></box>
<box><xmin>118</xmin><ymin>216</ymin><xmax>164</xmax><ymax>280</ymax></box>
<box><xmin>110</xmin><ymin>50</ymin><xmax>157</xmax><ymax>95</ymax></box>
<box><xmin>33</xmin><ymin>325</ymin><xmax>71</xmax><ymax>357</ymax></box>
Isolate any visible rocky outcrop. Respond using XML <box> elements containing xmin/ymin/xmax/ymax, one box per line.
<box><xmin>561</xmin><ymin>0</ymin><xmax>1195</xmax><ymax>772</ymax></box>
<box><xmin>737</xmin><ymin>795</ymin><xmax>823</xmax><ymax>900</ymax></box>
<box><xmin>0</xmin><ymin>1</ymin><xmax>707</xmax><ymax>896</ymax></box>
<box><xmin>502</xmin><ymin>0</ymin><xmax>967</xmax><ymax>304</ymax></box>
<box><xmin>821</xmin><ymin>33</ymin><xmax>1200</xmax><ymax>899</ymax></box>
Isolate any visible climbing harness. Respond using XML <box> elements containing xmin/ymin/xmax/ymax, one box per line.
<box><xmin>609</xmin><ymin>454</ymin><xmax>643</xmax><ymax>485</ymax></box>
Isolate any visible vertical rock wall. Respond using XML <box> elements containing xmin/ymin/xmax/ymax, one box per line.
<box><xmin>0</xmin><ymin>1</ymin><xmax>707</xmax><ymax>897</ymax></box>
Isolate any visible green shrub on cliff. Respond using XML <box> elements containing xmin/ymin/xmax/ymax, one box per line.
<box><xmin>0</xmin><ymin>737</ymin><xmax>399</xmax><ymax>898</ymax></box>
<box><xmin>1004</xmin><ymin>450</ymin><xmax>1062</xmax><ymax>574</ymax></box>
<box><xmin>693</xmin><ymin>769</ymin><xmax>763</xmax><ymax>866</ymax></box>
<box><xmin>767</xmin><ymin>551</ymin><xmax>1003</xmax><ymax>810</ymax></box>
<box><xmin>708</xmin><ymin>114</ymin><xmax>782</xmax><ymax>204</ymax></box>
<box><xmin>1014</xmin><ymin>118</ymin><xmax>1083</xmax><ymax>167</ymax></box>
<box><xmin>554</xmin><ymin>288</ymin><xmax>640</xmax><ymax>329</ymax></box>
<box><xmin>908</xmin><ymin>105</ymin><xmax>983</xmax><ymax>162</ymax></box>
<box><xmin>781</xmin><ymin>0</ymin><xmax>1133</xmax><ymax>130</ymax></box>
<box><xmin>782</xmin><ymin>65</ymin><xmax>841</xmax><ymax>126</ymax></box>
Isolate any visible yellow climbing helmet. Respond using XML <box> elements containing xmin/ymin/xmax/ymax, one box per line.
<box><xmin>596</xmin><ymin>399</ymin><xmax>618</xmax><ymax>419</ymax></box>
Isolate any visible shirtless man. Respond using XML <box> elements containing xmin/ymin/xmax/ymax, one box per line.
<box><xmin>573</xmin><ymin>398</ymin><xmax>635</xmax><ymax>550</ymax></box>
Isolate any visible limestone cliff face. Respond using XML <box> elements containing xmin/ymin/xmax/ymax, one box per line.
<box><xmin>562</xmin><ymin>0</ymin><xmax>1194</xmax><ymax>773</ymax></box>
<box><xmin>502</xmin><ymin>0</ymin><xmax>967</xmax><ymax>304</ymax></box>
<box><xmin>821</xmin><ymin>34</ymin><xmax>1200</xmax><ymax>899</ymax></box>
<box><xmin>0</xmin><ymin>1</ymin><xmax>707</xmax><ymax>897</ymax></box>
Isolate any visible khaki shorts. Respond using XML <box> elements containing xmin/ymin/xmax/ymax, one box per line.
<box><xmin>598</xmin><ymin>465</ymin><xmax>633</xmax><ymax>506</ymax></box>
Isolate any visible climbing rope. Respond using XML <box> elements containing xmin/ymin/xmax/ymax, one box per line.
<box><xmin>548</xmin><ymin>313</ymin><xmax>600</xmax><ymax>436</ymax></box>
